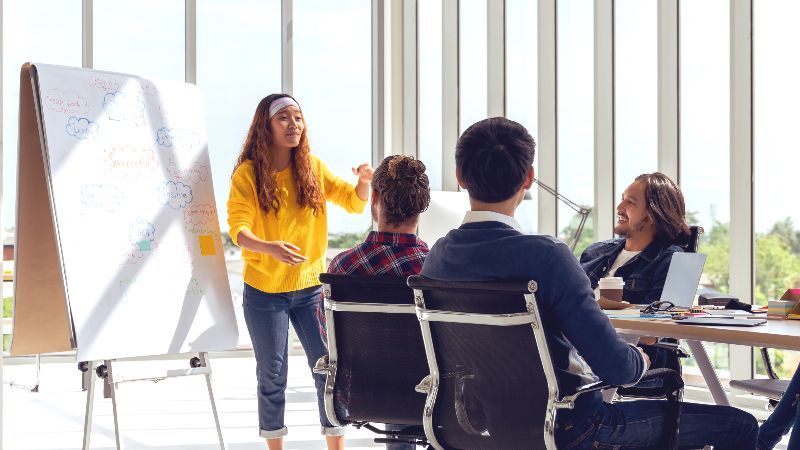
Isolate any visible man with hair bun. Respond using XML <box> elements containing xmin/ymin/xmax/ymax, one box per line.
<box><xmin>326</xmin><ymin>154</ymin><xmax>431</xmax><ymax>450</ymax></box>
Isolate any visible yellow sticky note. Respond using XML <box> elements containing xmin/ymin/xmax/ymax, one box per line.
<box><xmin>198</xmin><ymin>235</ymin><xmax>216</xmax><ymax>256</ymax></box>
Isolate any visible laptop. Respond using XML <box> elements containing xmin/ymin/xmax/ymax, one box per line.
<box><xmin>659</xmin><ymin>252</ymin><xmax>708</xmax><ymax>309</ymax></box>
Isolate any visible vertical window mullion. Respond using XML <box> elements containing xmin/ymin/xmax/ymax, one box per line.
<box><xmin>281</xmin><ymin>0</ymin><xmax>293</xmax><ymax>95</ymax></box>
<box><xmin>82</xmin><ymin>0</ymin><xmax>93</xmax><ymax>68</ymax></box>
<box><xmin>185</xmin><ymin>0</ymin><xmax>196</xmax><ymax>84</ymax></box>
<box><xmin>729</xmin><ymin>0</ymin><xmax>754</xmax><ymax>382</ymax></box>
<box><xmin>595</xmin><ymin>0</ymin><xmax>614</xmax><ymax>241</ymax></box>
<box><xmin>442</xmin><ymin>0</ymin><xmax>459</xmax><ymax>191</ymax></box>
<box><xmin>658</xmin><ymin>0</ymin><xmax>679</xmax><ymax>180</ymax></box>
<box><xmin>537</xmin><ymin>0</ymin><xmax>557</xmax><ymax>236</ymax></box>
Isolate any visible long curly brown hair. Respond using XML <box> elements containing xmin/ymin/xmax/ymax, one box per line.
<box><xmin>233</xmin><ymin>94</ymin><xmax>325</xmax><ymax>216</ymax></box>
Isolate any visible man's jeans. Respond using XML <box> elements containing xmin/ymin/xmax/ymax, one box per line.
<box><xmin>556</xmin><ymin>400</ymin><xmax>758</xmax><ymax>449</ymax></box>
<box><xmin>243</xmin><ymin>283</ymin><xmax>345</xmax><ymax>439</ymax></box>
<box><xmin>758</xmin><ymin>365</ymin><xmax>800</xmax><ymax>450</ymax></box>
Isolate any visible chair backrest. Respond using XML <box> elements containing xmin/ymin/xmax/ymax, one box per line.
<box><xmin>407</xmin><ymin>275</ymin><xmax>560</xmax><ymax>450</ymax></box>
<box><xmin>318</xmin><ymin>273</ymin><xmax>428</xmax><ymax>427</ymax></box>
<box><xmin>680</xmin><ymin>225</ymin><xmax>704</xmax><ymax>253</ymax></box>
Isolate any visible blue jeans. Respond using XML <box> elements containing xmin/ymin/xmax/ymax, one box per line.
<box><xmin>759</xmin><ymin>365</ymin><xmax>800</xmax><ymax>450</ymax></box>
<box><xmin>557</xmin><ymin>400</ymin><xmax>758</xmax><ymax>449</ymax></box>
<box><xmin>243</xmin><ymin>283</ymin><xmax>345</xmax><ymax>439</ymax></box>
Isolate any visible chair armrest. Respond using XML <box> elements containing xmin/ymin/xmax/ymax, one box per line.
<box><xmin>313</xmin><ymin>355</ymin><xmax>331</xmax><ymax>375</ymax></box>
<box><xmin>559</xmin><ymin>368</ymin><xmax>684</xmax><ymax>407</ymax></box>
<box><xmin>648</xmin><ymin>339</ymin><xmax>689</xmax><ymax>358</ymax></box>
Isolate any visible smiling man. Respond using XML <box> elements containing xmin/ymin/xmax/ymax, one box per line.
<box><xmin>580</xmin><ymin>172</ymin><xmax>691</xmax><ymax>305</ymax></box>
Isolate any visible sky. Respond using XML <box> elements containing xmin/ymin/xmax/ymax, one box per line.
<box><xmin>3</xmin><ymin>0</ymin><xmax>800</xmax><ymax>240</ymax></box>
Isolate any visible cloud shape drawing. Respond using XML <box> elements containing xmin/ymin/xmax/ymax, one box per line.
<box><xmin>183</xmin><ymin>203</ymin><xmax>218</xmax><ymax>227</ymax></box>
<box><xmin>80</xmin><ymin>184</ymin><xmax>125</xmax><ymax>210</ymax></box>
<box><xmin>66</xmin><ymin>117</ymin><xmax>99</xmax><ymax>140</ymax></box>
<box><xmin>45</xmin><ymin>90</ymin><xmax>89</xmax><ymax>115</ymax></box>
<box><xmin>158</xmin><ymin>181</ymin><xmax>193</xmax><ymax>209</ymax></box>
<box><xmin>103</xmin><ymin>91</ymin><xmax>145</xmax><ymax>121</ymax></box>
<box><xmin>129</xmin><ymin>218</ymin><xmax>156</xmax><ymax>246</ymax></box>
<box><xmin>104</xmin><ymin>145</ymin><xmax>158</xmax><ymax>179</ymax></box>
<box><xmin>156</xmin><ymin>127</ymin><xmax>200</xmax><ymax>152</ymax></box>
<box><xmin>167</xmin><ymin>159</ymin><xmax>209</xmax><ymax>184</ymax></box>
<box><xmin>90</xmin><ymin>76</ymin><xmax>121</xmax><ymax>92</ymax></box>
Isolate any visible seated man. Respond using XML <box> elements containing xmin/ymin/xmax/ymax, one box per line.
<box><xmin>580</xmin><ymin>173</ymin><xmax>690</xmax><ymax>369</ymax></box>
<box><xmin>327</xmin><ymin>154</ymin><xmax>431</xmax><ymax>450</ymax></box>
<box><xmin>421</xmin><ymin>117</ymin><xmax>757</xmax><ymax>449</ymax></box>
<box><xmin>580</xmin><ymin>172</ymin><xmax>690</xmax><ymax>305</ymax></box>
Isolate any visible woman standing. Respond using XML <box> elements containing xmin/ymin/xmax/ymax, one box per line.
<box><xmin>228</xmin><ymin>94</ymin><xmax>372</xmax><ymax>450</ymax></box>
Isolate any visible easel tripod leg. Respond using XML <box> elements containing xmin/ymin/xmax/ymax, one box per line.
<box><xmin>82</xmin><ymin>361</ymin><xmax>96</xmax><ymax>450</ymax></box>
<box><xmin>199</xmin><ymin>353</ymin><xmax>227</xmax><ymax>450</ymax></box>
<box><xmin>106</xmin><ymin>360</ymin><xmax>126</xmax><ymax>450</ymax></box>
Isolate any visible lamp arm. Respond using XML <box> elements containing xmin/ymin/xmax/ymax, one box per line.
<box><xmin>532</xmin><ymin>179</ymin><xmax>593</xmax><ymax>251</ymax></box>
<box><xmin>533</xmin><ymin>180</ymin><xmax>592</xmax><ymax>216</ymax></box>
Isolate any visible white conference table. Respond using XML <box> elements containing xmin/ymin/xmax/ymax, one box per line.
<box><xmin>606</xmin><ymin>309</ymin><xmax>800</xmax><ymax>406</ymax></box>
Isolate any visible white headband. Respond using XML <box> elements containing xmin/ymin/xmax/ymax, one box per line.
<box><xmin>268</xmin><ymin>97</ymin><xmax>301</xmax><ymax>119</ymax></box>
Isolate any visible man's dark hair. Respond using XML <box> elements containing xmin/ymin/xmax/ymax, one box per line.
<box><xmin>634</xmin><ymin>172</ymin><xmax>691</xmax><ymax>243</ymax></box>
<box><xmin>372</xmin><ymin>155</ymin><xmax>430</xmax><ymax>226</ymax></box>
<box><xmin>455</xmin><ymin>117</ymin><xmax>536</xmax><ymax>203</ymax></box>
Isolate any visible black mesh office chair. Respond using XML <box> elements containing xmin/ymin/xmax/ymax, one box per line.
<box><xmin>407</xmin><ymin>275</ymin><xmax>685</xmax><ymax>450</ymax></box>
<box><xmin>729</xmin><ymin>346</ymin><xmax>792</xmax><ymax>408</ymax></box>
<box><xmin>312</xmin><ymin>274</ymin><xmax>428</xmax><ymax>447</ymax></box>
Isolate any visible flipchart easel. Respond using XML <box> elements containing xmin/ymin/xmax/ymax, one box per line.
<box><xmin>15</xmin><ymin>62</ymin><xmax>239</xmax><ymax>449</ymax></box>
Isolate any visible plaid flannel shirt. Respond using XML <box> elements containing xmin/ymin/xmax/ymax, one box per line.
<box><xmin>317</xmin><ymin>231</ymin><xmax>429</xmax><ymax>338</ymax></box>
<box><xmin>328</xmin><ymin>231</ymin><xmax>429</xmax><ymax>276</ymax></box>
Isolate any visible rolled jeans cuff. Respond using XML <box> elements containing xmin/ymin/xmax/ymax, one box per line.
<box><xmin>260</xmin><ymin>426</ymin><xmax>288</xmax><ymax>439</ymax></box>
<box><xmin>321</xmin><ymin>425</ymin><xmax>347</xmax><ymax>436</ymax></box>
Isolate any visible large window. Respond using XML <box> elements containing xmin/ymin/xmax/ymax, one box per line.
<box><xmin>197</xmin><ymin>0</ymin><xmax>281</xmax><ymax>233</ymax></box>
<box><xmin>2</xmin><ymin>0</ymin><xmax>83</xmax><ymax>352</ymax></box>
<box><xmin>94</xmin><ymin>0</ymin><xmax>185</xmax><ymax>80</ymax></box>
<box><xmin>419</xmin><ymin>0</ymin><xmax>444</xmax><ymax>191</ymax></box>
<box><xmin>294</xmin><ymin>0</ymin><xmax>372</xmax><ymax>251</ymax></box>
<box><xmin>680</xmin><ymin>0</ymin><xmax>731</xmax><ymax>376</ymax></box>
<box><xmin>614</xmin><ymin>0</ymin><xmax>657</xmax><ymax>200</ymax></box>
<box><xmin>754</xmin><ymin>0</ymin><xmax>800</xmax><ymax>378</ymax></box>
<box><xmin>506</xmin><ymin>0</ymin><xmax>538</xmax><ymax>234</ymax></box>
<box><xmin>2</xmin><ymin>1</ymin><xmax>82</xmax><ymax>236</ymax></box>
<box><xmin>196</xmin><ymin>1</ymin><xmax>281</xmax><ymax>342</ymax></box>
<box><xmin>459</xmin><ymin>0</ymin><xmax>488</xmax><ymax>134</ymax></box>
<box><xmin>556</xmin><ymin>0</ymin><xmax>594</xmax><ymax>254</ymax></box>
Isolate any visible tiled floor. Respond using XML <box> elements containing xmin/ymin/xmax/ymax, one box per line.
<box><xmin>2</xmin><ymin>354</ymin><xmax>792</xmax><ymax>450</ymax></box>
<box><xmin>2</xmin><ymin>354</ymin><xmax>382</xmax><ymax>450</ymax></box>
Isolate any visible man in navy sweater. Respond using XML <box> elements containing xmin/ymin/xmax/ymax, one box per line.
<box><xmin>420</xmin><ymin>117</ymin><xmax>757</xmax><ymax>449</ymax></box>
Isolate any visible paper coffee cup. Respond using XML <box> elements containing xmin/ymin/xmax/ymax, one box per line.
<box><xmin>598</xmin><ymin>277</ymin><xmax>625</xmax><ymax>302</ymax></box>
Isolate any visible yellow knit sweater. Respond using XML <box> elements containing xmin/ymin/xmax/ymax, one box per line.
<box><xmin>227</xmin><ymin>156</ymin><xmax>367</xmax><ymax>293</ymax></box>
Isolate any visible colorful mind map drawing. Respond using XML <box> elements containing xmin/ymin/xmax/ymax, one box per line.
<box><xmin>183</xmin><ymin>203</ymin><xmax>218</xmax><ymax>234</ymax></box>
<box><xmin>103</xmin><ymin>91</ymin><xmax>146</xmax><ymax>123</ymax></box>
<box><xmin>80</xmin><ymin>184</ymin><xmax>125</xmax><ymax>211</ymax></box>
<box><xmin>157</xmin><ymin>181</ymin><xmax>193</xmax><ymax>209</ymax></box>
<box><xmin>128</xmin><ymin>218</ymin><xmax>156</xmax><ymax>251</ymax></box>
<box><xmin>65</xmin><ymin>116</ymin><xmax>99</xmax><ymax>140</ymax></box>
<box><xmin>156</xmin><ymin>127</ymin><xmax>200</xmax><ymax>152</ymax></box>
<box><xmin>167</xmin><ymin>159</ymin><xmax>209</xmax><ymax>185</ymax></box>
<box><xmin>104</xmin><ymin>145</ymin><xmax>158</xmax><ymax>180</ymax></box>
<box><xmin>45</xmin><ymin>90</ymin><xmax>89</xmax><ymax>115</ymax></box>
